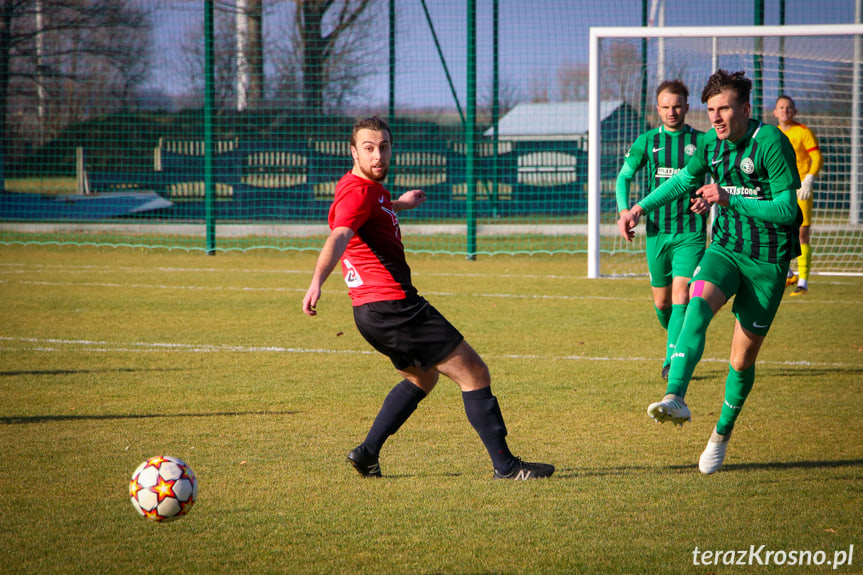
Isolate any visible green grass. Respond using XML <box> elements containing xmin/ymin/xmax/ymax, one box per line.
<box><xmin>1</xmin><ymin>245</ymin><xmax>862</xmax><ymax>574</ymax></box>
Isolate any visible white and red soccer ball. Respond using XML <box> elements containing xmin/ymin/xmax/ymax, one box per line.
<box><xmin>129</xmin><ymin>456</ymin><xmax>198</xmax><ymax>522</ymax></box>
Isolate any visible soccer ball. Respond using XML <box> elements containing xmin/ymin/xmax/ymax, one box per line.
<box><xmin>129</xmin><ymin>456</ymin><xmax>198</xmax><ymax>522</ymax></box>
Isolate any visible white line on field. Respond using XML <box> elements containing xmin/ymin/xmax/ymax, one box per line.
<box><xmin>1</xmin><ymin>337</ymin><xmax>857</xmax><ymax>369</ymax></box>
<box><xmin>0</xmin><ymin>279</ymin><xmax>643</xmax><ymax>301</ymax></box>
<box><xmin>2</xmin><ymin>261</ymin><xmax>861</xmax><ymax>285</ymax></box>
<box><xmin>0</xmin><ymin>262</ymin><xmax>309</xmax><ymax>275</ymax></box>
<box><xmin>0</xmin><ymin>279</ymin><xmax>299</xmax><ymax>292</ymax></box>
<box><xmin>3</xmin><ymin>278</ymin><xmax>860</xmax><ymax>305</ymax></box>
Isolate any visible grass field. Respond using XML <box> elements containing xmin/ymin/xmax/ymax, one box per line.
<box><xmin>1</xmin><ymin>244</ymin><xmax>861</xmax><ymax>574</ymax></box>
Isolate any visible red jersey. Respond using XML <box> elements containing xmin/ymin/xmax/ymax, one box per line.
<box><xmin>329</xmin><ymin>172</ymin><xmax>416</xmax><ymax>305</ymax></box>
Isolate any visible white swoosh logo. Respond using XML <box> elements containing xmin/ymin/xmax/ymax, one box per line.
<box><xmin>653</xmin><ymin>147</ymin><xmax>664</xmax><ymax>153</ymax></box>
<box><xmin>752</xmin><ymin>321</ymin><xmax>768</xmax><ymax>329</ymax></box>
<box><xmin>378</xmin><ymin>196</ymin><xmax>385</xmax><ymax>204</ymax></box>
<box><xmin>712</xmin><ymin>158</ymin><xmax>723</xmax><ymax>166</ymax></box>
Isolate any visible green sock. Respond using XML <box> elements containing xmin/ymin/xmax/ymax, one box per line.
<box><xmin>665</xmin><ymin>304</ymin><xmax>687</xmax><ymax>367</ymax></box>
<box><xmin>654</xmin><ymin>304</ymin><xmax>672</xmax><ymax>330</ymax></box>
<box><xmin>666</xmin><ymin>297</ymin><xmax>713</xmax><ymax>397</ymax></box>
<box><xmin>716</xmin><ymin>364</ymin><xmax>755</xmax><ymax>436</ymax></box>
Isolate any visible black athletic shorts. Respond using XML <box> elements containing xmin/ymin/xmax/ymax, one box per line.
<box><xmin>353</xmin><ymin>294</ymin><xmax>464</xmax><ymax>371</ymax></box>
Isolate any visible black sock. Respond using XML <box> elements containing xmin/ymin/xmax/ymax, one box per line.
<box><xmin>361</xmin><ymin>379</ymin><xmax>427</xmax><ymax>456</ymax></box>
<box><xmin>462</xmin><ymin>387</ymin><xmax>516</xmax><ymax>472</ymax></box>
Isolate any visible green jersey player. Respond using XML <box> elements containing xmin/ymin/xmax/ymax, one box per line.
<box><xmin>616</xmin><ymin>79</ymin><xmax>707</xmax><ymax>380</ymax></box>
<box><xmin>618</xmin><ymin>70</ymin><xmax>801</xmax><ymax>474</ymax></box>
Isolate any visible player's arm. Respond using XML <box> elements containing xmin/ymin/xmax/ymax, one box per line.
<box><xmin>729</xmin><ymin>189</ymin><xmax>797</xmax><ymax>224</ymax></box>
<box><xmin>392</xmin><ymin>189</ymin><xmax>427</xmax><ymax>212</ymax></box>
<box><xmin>798</xmin><ymin>146</ymin><xmax>822</xmax><ymax>202</ymax></box>
<box><xmin>704</xmin><ymin>135</ymin><xmax>799</xmax><ymax>225</ymax></box>
<box><xmin>698</xmin><ymin>184</ymin><xmax>797</xmax><ymax>225</ymax></box>
<box><xmin>637</xmin><ymin>164</ymin><xmax>703</xmax><ymax>213</ymax></box>
<box><xmin>615</xmin><ymin>136</ymin><xmax>647</xmax><ymax>214</ymax></box>
<box><xmin>619</xmin><ymin>164</ymin><xmax>702</xmax><ymax>239</ymax></box>
<box><xmin>619</xmin><ymin>148</ymin><xmax>708</xmax><ymax>241</ymax></box>
<box><xmin>797</xmin><ymin>128</ymin><xmax>823</xmax><ymax>200</ymax></box>
<box><xmin>302</xmin><ymin>226</ymin><xmax>354</xmax><ymax>316</ymax></box>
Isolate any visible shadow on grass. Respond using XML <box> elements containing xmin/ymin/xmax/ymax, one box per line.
<box><xmin>0</xmin><ymin>410</ymin><xmax>299</xmax><ymax>425</ymax></box>
<box><xmin>705</xmin><ymin>459</ymin><xmax>863</xmax><ymax>473</ymax></box>
<box><xmin>555</xmin><ymin>458</ymin><xmax>863</xmax><ymax>478</ymax></box>
<box><xmin>765</xmin><ymin>367</ymin><xmax>863</xmax><ymax>378</ymax></box>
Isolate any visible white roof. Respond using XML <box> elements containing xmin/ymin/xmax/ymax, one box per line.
<box><xmin>485</xmin><ymin>100</ymin><xmax>623</xmax><ymax>139</ymax></box>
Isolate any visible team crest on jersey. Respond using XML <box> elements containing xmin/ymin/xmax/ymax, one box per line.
<box><xmin>684</xmin><ymin>144</ymin><xmax>696</xmax><ymax>156</ymax></box>
<box><xmin>342</xmin><ymin>258</ymin><xmax>364</xmax><ymax>288</ymax></box>
<box><xmin>740</xmin><ymin>158</ymin><xmax>755</xmax><ymax>174</ymax></box>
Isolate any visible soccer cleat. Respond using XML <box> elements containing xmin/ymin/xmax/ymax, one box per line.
<box><xmin>647</xmin><ymin>395</ymin><xmax>691</xmax><ymax>426</ymax></box>
<box><xmin>661</xmin><ymin>364</ymin><xmax>670</xmax><ymax>381</ymax></box>
<box><xmin>347</xmin><ymin>447</ymin><xmax>382</xmax><ymax>477</ymax></box>
<box><xmin>785</xmin><ymin>273</ymin><xmax>798</xmax><ymax>287</ymax></box>
<box><xmin>699</xmin><ymin>428</ymin><xmax>732</xmax><ymax>474</ymax></box>
<box><xmin>493</xmin><ymin>457</ymin><xmax>555</xmax><ymax>480</ymax></box>
<box><xmin>790</xmin><ymin>286</ymin><xmax>807</xmax><ymax>297</ymax></box>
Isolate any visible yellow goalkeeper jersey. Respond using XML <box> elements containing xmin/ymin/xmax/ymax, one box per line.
<box><xmin>782</xmin><ymin>123</ymin><xmax>823</xmax><ymax>180</ymax></box>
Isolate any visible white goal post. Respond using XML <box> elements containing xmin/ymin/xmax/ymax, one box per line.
<box><xmin>588</xmin><ymin>24</ymin><xmax>863</xmax><ymax>278</ymax></box>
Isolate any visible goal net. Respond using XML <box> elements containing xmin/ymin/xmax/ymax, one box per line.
<box><xmin>588</xmin><ymin>24</ymin><xmax>863</xmax><ymax>278</ymax></box>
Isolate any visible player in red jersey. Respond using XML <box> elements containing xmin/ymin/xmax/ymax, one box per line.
<box><xmin>302</xmin><ymin>116</ymin><xmax>554</xmax><ymax>480</ymax></box>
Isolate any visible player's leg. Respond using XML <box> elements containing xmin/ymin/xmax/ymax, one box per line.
<box><xmin>699</xmin><ymin>323</ymin><xmax>763</xmax><ymax>474</ymax></box>
<box><xmin>794</xmin><ymin>224</ymin><xmax>812</xmax><ymax>295</ymax></box>
<box><xmin>651</xmin><ymin>284</ymin><xmax>672</xmax><ymax>377</ymax></box>
<box><xmin>647</xmin><ymin>280</ymin><xmax>725</xmax><ymax>425</ymax></box>
<box><xmin>652</xmin><ymin>287</ymin><xmax>672</xmax><ymax>330</ymax></box>
<box><xmin>348</xmin><ymin>373</ymin><xmax>434</xmax><ymax>476</ymax></box>
<box><xmin>437</xmin><ymin>341</ymin><xmax>554</xmax><ymax>480</ymax></box>
<box><xmin>646</xmin><ymin>234</ymin><xmax>673</xmax><ymax>377</ymax></box>
<box><xmin>648</xmin><ymin>247</ymin><xmax>735</xmax><ymax>426</ymax></box>
<box><xmin>700</xmin><ymin>258</ymin><xmax>783</xmax><ymax>474</ymax></box>
<box><xmin>791</xmin><ymin>198</ymin><xmax>813</xmax><ymax>295</ymax></box>
<box><xmin>664</xmin><ymin>277</ymin><xmax>691</xmax><ymax>380</ymax></box>
<box><xmin>665</xmin><ymin>233</ymin><xmax>705</xmax><ymax>382</ymax></box>
<box><xmin>347</xmin><ymin>297</ymin><xmax>459</xmax><ymax>476</ymax></box>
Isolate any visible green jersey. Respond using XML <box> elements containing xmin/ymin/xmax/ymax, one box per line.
<box><xmin>616</xmin><ymin>125</ymin><xmax>706</xmax><ymax>236</ymax></box>
<box><xmin>638</xmin><ymin>119</ymin><xmax>801</xmax><ymax>264</ymax></box>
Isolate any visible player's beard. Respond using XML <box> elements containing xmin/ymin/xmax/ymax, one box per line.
<box><xmin>360</xmin><ymin>163</ymin><xmax>389</xmax><ymax>182</ymax></box>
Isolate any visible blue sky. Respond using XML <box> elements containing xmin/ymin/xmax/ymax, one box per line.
<box><xmin>144</xmin><ymin>0</ymin><xmax>860</xmax><ymax>110</ymax></box>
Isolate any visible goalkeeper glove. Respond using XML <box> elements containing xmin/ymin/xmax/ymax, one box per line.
<box><xmin>797</xmin><ymin>174</ymin><xmax>814</xmax><ymax>201</ymax></box>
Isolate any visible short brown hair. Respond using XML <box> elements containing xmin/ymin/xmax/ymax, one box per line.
<box><xmin>775</xmin><ymin>94</ymin><xmax>797</xmax><ymax>109</ymax></box>
<box><xmin>351</xmin><ymin>115</ymin><xmax>392</xmax><ymax>147</ymax></box>
<box><xmin>701</xmin><ymin>69</ymin><xmax>751</xmax><ymax>104</ymax></box>
<box><xmin>656</xmin><ymin>79</ymin><xmax>689</xmax><ymax>102</ymax></box>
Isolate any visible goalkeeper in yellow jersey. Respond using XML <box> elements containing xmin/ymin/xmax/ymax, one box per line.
<box><xmin>773</xmin><ymin>95</ymin><xmax>823</xmax><ymax>295</ymax></box>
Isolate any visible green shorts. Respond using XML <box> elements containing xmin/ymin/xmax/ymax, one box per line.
<box><xmin>646</xmin><ymin>232</ymin><xmax>706</xmax><ymax>288</ymax></box>
<box><xmin>691</xmin><ymin>243</ymin><xmax>790</xmax><ymax>336</ymax></box>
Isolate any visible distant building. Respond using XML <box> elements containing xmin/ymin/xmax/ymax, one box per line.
<box><xmin>484</xmin><ymin>100</ymin><xmax>642</xmax><ymax>143</ymax></box>
<box><xmin>482</xmin><ymin>100</ymin><xmax>642</xmax><ymax>192</ymax></box>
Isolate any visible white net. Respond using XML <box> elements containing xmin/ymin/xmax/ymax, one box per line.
<box><xmin>590</xmin><ymin>25</ymin><xmax>863</xmax><ymax>277</ymax></box>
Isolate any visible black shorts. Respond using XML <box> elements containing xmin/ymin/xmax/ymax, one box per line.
<box><xmin>353</xmin><ymin>294</ymin><xmax>464</xmax><ymax>371</ymax></box>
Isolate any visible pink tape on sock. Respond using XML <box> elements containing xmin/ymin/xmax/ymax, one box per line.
<box><xmin>691</xmin><ymin>280</ymin><xmax>705</xmax><ymax>299</ymax></box>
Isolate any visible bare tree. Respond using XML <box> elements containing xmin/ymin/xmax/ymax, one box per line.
<box><xmin>543</xmin><ymin>41</ymin><xmax>645</xmax><ymax>104</ymax></box>
<box><xmin>177</xmin><ymin>3</ymin><xmax>250</xmax><ymax>112</ymax></box>
<box><xmin>556</xmin><ymin>62</ymin><xmax>589</xmax><ymax>102</ymax></box>
<box><xmin>236</xmin><ymin>0</ymin><xmax>263</xmax><ymax>111</ymax></box>
<box><xmin>479</xmin><ymin>77</ymin><xmax>520</xmax><ymax>123</ymax></box>
<box><xmin>176</xmin><ymin>0</ymin><xmax>379</xmax><ymax>121</ymax></box>
<box><xmin>289</xmin><ymin>0</ymin><xmax>376</xmax><ymax>118</ymax></box>
<box><xmin>0</xmin><ymin>0</ymin><xmax>150</xmax><ymax>163</ymax></box>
